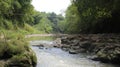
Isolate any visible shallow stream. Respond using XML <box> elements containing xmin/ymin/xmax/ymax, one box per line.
<box><xmin>30</xmin><ymin>40</ymin><xmax>119</xmax><ymax>67</ymax></box>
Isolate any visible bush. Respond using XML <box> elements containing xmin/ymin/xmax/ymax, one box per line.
<box><xmin>0</xmin><ymin>30</ymin><xmax>37</xmax><ymax>67</ymax></box>
<box><xmin>0</xmin><ymin>41</ymin><xmax>6</xmax><ymax>58</ymax></box>
<box><xmin>7</xmin><ymin>54</ymin><xmax>32</xmax><ymax>67</ymax></box>
<box><xmin>7</xmin><ymin>50</ymin><xmax>37</xmax><ymax>67</ymax></box>
<box><xmin>0</xmin><ymin>38</ymin><xmax>29</xmax><ymax>59</ymax></box>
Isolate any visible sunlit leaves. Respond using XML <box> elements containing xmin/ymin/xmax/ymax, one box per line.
<box><xmin>64</xmin><ymin>4</ymin><xmax>81</xmax><ymax>33</ymax></box>
<box><xmin>0</xmin><ymin>0</ymin><xmax>34</xmax><ymax>29</ymax></box>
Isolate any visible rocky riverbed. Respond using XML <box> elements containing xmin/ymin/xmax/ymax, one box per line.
<box><xmin>59</xmin><ymin>34</ymin><xmax>120</xmax><ymax>64</ymax></box>
<box><xmin>30</xmin><ymin>40</ymin><xmax>119</xmax><ymax>67</ymax></box>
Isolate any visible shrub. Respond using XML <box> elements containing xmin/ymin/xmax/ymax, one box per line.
<box><xmin>7</xmin><ymin>54</ymin><xmax>32</xmax><ymax>67</ymax></box>
<box><xmin>7</xmin><ymin>50</ymin><xmax>37</xmax><ymax>67</ymax></box>
<box><xmin>0</xmin><ymin>39</ymin><xmax>29</xmax><ymax>59</ymax></box>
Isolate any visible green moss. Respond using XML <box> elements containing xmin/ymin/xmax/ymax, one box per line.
<box><xmin>0</xmin><ymin>39</ymin><xmax>28</xmax><ymax>59</ymax></box>
<box><xmin>6</xmin><ymin>49</ymin><xmax>37</xmax><ymax>67</ymax></box>
<box><xmin>0</xmin><ymin>30</ymin><xmax>37</xmax><ymax>66</ymax></box>
<box><xmin>7</xmin><ymin>54</ymin><xmax>32</xmax><ymax>67</ymax></box>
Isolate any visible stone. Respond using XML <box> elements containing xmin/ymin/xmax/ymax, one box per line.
<box><xmin>69</xmin><ymin>49</ymin><xmax>80</xmax><ymax>54</ymax></box>
<box><xmin>71</xmin><ymin>46</ymin><xmax>80</xmax><ymax>50</ymax></box>
<box><xmin>61</xmin><ymin>47</ymin><xmax>69</xmax><ymax>51</ymax></box>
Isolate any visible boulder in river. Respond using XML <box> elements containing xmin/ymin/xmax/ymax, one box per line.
<box><xmin>69</xmin><ymin>49</ymin><xmax>80</xmax><ymax>54</ymax></box>
<box><xmin>38</xmin><ymin>44</ymin><xmax>44</xmax><ymax>49</ymax></box>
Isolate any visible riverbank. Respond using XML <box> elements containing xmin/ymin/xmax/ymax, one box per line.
<box><xmin>31</xmin><ymin>41</ymin><xmax>119</xmax><ymax>67</ymax></box>
<box><xmin>32</xmin><ymin>46</ymin><xmax>119</xmax><ymax>67</ymax></box>
<box><xmin>0</xmin><ymin>42</ymin><xmax>37</xmax><ymax>67</ymax></box>
<box><xmin>0</xmin><ymin>33</ymin><xmax>37</xmax><ymax>67</ymax></box>
<box><xmin>60</xmin><ymin>34</ymin><xmax>120</xmax><ymax>64</ymax></box>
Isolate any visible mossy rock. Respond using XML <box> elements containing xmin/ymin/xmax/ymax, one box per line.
<box><xmin>6</xmin><ymin>49</ymin><xmax>37</xmax><ymax>67</ymax></box>
<box><xmin>96</xmin><ymin>46</ymin><xmax>120</xmax><ymax>63</ymax></box>
<box><xmin>0</xmin><ymin>40</ymin><xmax>37</xmax><ymax>67</ymax></box>
<box><xmin>0</xmin><ymin>40</ymin><xmax>27</xmax><ymax>59</ymax></box>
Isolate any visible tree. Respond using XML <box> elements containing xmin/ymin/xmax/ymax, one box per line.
<box><xmin>33</xmin><ymin>12</ymin><xmax>65</xmax><ymax>33</ymax></box>
<box><xmin>65</xmin><ymin>4</ymin><xmax>80</xmax><ymax>33</ymax></box>
<box><xmin>65</xmin><ymin>0</ymin><xmax>120</xmax><ymax>33</ymax></box>
<box><xmin>0</xmin><ymin>0</ymin><xmax>34</xmax><ymax>29</ymax></box>
<box><xmin>34</xmin><ymin>17</ymin><xmax>53</xmax><ymax>33</ymax></box>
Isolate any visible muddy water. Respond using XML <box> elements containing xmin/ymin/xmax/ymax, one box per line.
<box><xmin>30</xmin><ymin>41</ymin><xmax>119</xmax><ymax>67</ymax></box>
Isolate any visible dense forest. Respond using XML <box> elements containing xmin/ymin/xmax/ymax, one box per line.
<box><xmin>0</xmin><ymin>0</ymin><xmax>120</xmax><ymax>66</ymax></box>
<box><xmin>0</xmin><ymin>0</ymin><xmax>33</xmax><ymax>29</ymax></box>
<box><xmin>0</xmin><ymin>0</ymin><xmax>37</xmax><ymax>67</ymax></box>
<box><xmin>32</xmin><ymin>0</ymin><xmax>120</xmax><ymax>34</ymax></box>
<box><xmin>0</xmin><ymin>0</ymin><xmax>120</xmax><ymax>34</ymax></box>
<box><xmin>32</xmin><ymin>12</ymin><xmax>65</xmax><ymax>33</ymax></box>
<box><xmin>0</xmin><ymin>0</ymin><xmax>65</xmax><ymax>34</ymax></box>
<box><xmin>64</xmin><ymin>0</ymin><xmax>120</xmax><ymax>33</ymax></box>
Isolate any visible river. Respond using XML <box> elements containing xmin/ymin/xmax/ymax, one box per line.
<box><xmin>30</xmin><ymin>40</ymin><xmax>119</xmax><ymax>67</ymax></box>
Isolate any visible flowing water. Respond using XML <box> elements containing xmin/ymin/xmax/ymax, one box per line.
<box><xmin>30</xmin><ymin>40</ymin><xmax>119</xmax><ymax>67</ymax></box>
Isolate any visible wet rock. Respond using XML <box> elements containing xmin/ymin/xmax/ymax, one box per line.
<box><xmin>39</xmin><ymin>44</ymin><xmax>44</xmax><ymax>47</ymax></box>
<box><xmin>71</xmin><ymin>46</ymin><xmax>80</xmax><ymax>50</ymax></box>
<box><xmin>80</xmin><ymin>41</ymin><xmax>92</xmax><ymax>48</ymax></box>
<box><xmin>53</xmin><ymin>44</ymin><xmax>62</xmax><ymax>48</ymax></box>
<box><xmin>38</xmin><ymin>44</ymin><xmax>44</xmax><ymax>49</ymax></box>
<box><xmin>62</xmin><ymin>44</ymin><xmax>71</xmax><ymax>48</ymax></box>
<box><xmin>61</xmin><ymin>47</ymin><xmax>69</xmax><ymax>51</ymax></box>
<box><xmin>69</xmin><ymin>49</ymin><xmax>80</xmax><ymax>54</ymax></box>
<box><xmin>70</xmin><ymin>42</ymin><xmax>80</xmax><ymax>46</ymax></box>
<box><xmin>95</xmin><ymin>44</ymin><xmax>120</xmax><ymax>64</ymax></box>
<box><xmin>53</xmin><ymin>45</ymin><xmax>58</xmax><ymax>48</ymax></box>
<box><xmin>39</xmin><ymin>47</ymin><xmax>44</xmax><ymax>49</ymax></box>
<box><xmin>61</xmin><ymin>44</ymin><xmax>70</xmax><ymax>51</ymax></box>
<box><xmin>53</xmin><ymin>38</ymin><xmax>62</xmax><ymax>48</ymax></box>
<box><xmin>71</xmin><ymin>39</ymin><xmax>80</xmax><ymax>43</ymax></box>
<box><xmin>61</xmin><ymin>37</ymin><xmax>68</xmax><ymax>44</ymax></box>
<box><xmin>79</xmin><ymin>48</ymin><xmax>86</xmax><ymax>53</ymax></box>
<box><xmin>60</xmin><ymin>34</ymin><xmax>120</xmax><ymax>64</ymax></box>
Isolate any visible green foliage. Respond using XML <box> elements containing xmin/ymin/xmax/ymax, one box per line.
<box><xmin>24</xmin><ymin>23</ymin><xmax>36</xmax><ymax>33</ymax></box>
<box><xmin>0</xmin><ymin>0</ymin><xmax>34</xmax><ymax>28</ymax></box>
<box><xmin>0</xmin><ymin>40</ymin><xmax>28</xmax><ymax>59</ymax></box>
<box><xmin>0</xmin><ymin>42</ymin><xmax>5</xmax><ymax>58</ymax></box>
<box><xmin>57</xmin><ymin>20</ymin><xmax>66</xmax><ymax>33</ymax></box>
<box><xmin>47</xmin><ymin>12</ymin><xmax>65</xmax><ymax>33</ymax></box>
<box><xmin>7</xmin><ymin>51</ymin><xmax>36</xmax><ymax>67</ymax></box>
<box><xmin>35</xmin><ymin>17</ymin><xmax>53</xmax><ymax>33</ymax></box>
<box><xmin>33</xmin><ymin>12</ymin><xmax>65</xmax><ymax>33</ymax></box>
<box><xmin>0</xmin><ymin>0</ymin><xmax>37</xmax><ymax>66</ymax></box>
<box><xmin>65</xmin><ymin>0</ymin><xmax>120</xmax><ymax>33</ymax></box>
<box><xmin>65</xmin><ymin>4</ymin><xmax>80</xmax><ymax>33</ymax></box>
<box><xmin>0</xmin><ymin>19</ymin><xmax>14</xmax><ymax>30</ymax></box>
<box><xmin>7</xmin><ymin>54</ymin><xmax>31</xmax><ymax>67</ymax></box>
<box><xmin>0</xmin><ymin>31</ymin><xmax>29</xmax><ymax>59</ymax></box>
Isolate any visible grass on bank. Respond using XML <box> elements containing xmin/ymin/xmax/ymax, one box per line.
<box><xmin>0</xmin><ymin>23</ymin><xmax>37</xmax><ymax>67</ymax></box>
<box><xmin>27</xmin><ymin>36</ymin><xmax>56</xmax><ymax>41</ymax></box>
<box><xmin>0</xmin><ymin>30</ymin><xmax>29</xmax><ymax>59</ymax></box>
